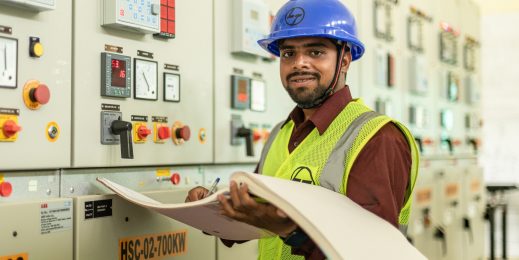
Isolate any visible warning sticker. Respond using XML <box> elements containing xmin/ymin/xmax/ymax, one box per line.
<box><xmin>119</xmin><ymin>230</ymin><xmax>188</xmax><ymax>260</ymax></box>
<box><xmin>40</xmin><ymin>200</ymin><xmax>72</xmax><ymax>235</ymax></box>
<box><xmin>0</xmin><ymin>253</ymin><xmax>28</xmax><ymax>260</ymax></box>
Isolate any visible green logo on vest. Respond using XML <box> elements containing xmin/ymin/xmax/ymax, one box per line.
<box><xmin>290</xmin><ymin>166</ymin><xmax>315</xmax><ymax>184</ymax></box>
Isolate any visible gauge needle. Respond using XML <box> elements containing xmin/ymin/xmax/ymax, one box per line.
<box><xmin>142</xmin><ymin>71</ymin><xmax>151</xmax><ymax>91</ymax></box>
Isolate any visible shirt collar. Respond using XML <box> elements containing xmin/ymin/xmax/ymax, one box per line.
<box><xmin>284</xmin><ymin>85</ymin><xmax>353</xmax><ymax>135</ymax></box>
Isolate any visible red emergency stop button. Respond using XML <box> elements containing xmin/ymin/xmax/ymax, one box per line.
<box><xmin>0</xmin><ymin>182</ymin><xmax>13</xmax><ymax>197</ymax></box>
<box><xmin>3</xmin><ymin>120</ymin><xmax>22</xmax><ymax>138</ymax></box>
<box><xmin>175</xmin><ymin>126</ymin><xmax>191</xmax><ymax>141</ymax></box>
<box><xmin>30</xmin><ymin>84</ymin><xmax>51</xmax><ymax>105</ymax></box>
<box><xmin>158</xmin><ymin>126</ymin><xmax>171</xmax><ymax>139</ymax></box>
<box><xmin>137</xmin><ymin>125</ymin><xmax>151</xmax><ymax>139</ymax></box>
<box><xmin>170</xmin><ymin>173</ymin><xmax>181</xmax><ymax>185</ymax></box>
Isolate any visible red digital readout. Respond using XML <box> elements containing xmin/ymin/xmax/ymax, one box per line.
<box><xmin>111</xmin><ymin>59</ymin><xmax>127</xmax><ymax>87</ymax></box>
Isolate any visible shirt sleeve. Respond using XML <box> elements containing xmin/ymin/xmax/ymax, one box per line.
<box><xmin>219</xmin><ymin>163</ymin><xmax>261</xmax><ymax>247</ymax></box>
<box><xmin>291</xmin><ymin>122</ymin><xmax>411</xmax><ymax>259</ymax></box>
<box><xmin>346</xmin><ymin>122</ymin><xmax>411</xmax><ymax>227</ymax></box>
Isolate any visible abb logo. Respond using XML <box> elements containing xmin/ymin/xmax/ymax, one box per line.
<box><xmin>41</xmin><ymin>203</ymin><xmax>48</xmax><ymax>209</ymax></box>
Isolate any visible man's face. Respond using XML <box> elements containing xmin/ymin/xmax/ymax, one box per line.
<box><xmin>279</xmin><ymin>37</ymin><xmax>339</xmax><ymax>108</ymax></box>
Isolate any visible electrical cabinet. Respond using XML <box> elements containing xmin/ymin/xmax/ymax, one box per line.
<box><xmin>461</xmin><ymin>161</ymin><xmax>485</xmax><ymax>260</ymax></box>
<box><xmin>407</xmin><ymin>164</ymin><xmax>440</xmax><ymax>259</ymax></box>
<box><xmin>434</xmin><ymin>164</ymin><xmax>464</xmax><ymax>260</ymax></box>
<box><xmin>0</xmin><ymin>198</ymin><xmax>73</xmax><ymax>260</ymax></box>
<box><xmin>0</xmin><ymin>1</ymin><xmax>72</xmax><ymax>170</ymax></box>
<box><xmin>213</xmin><ymin>0</ymin><xmax>293</xmax><ymax>164</ymax></box>
<box><xmin>72</xmin><ymin>0</ymin><xmax>213</xmax><ymax>167</ymax></box>
<box><xmin>0</xmin><ymin>0</ymin><xmax>485</xmax><ymax>259</ymax></box>
<box><xmin>73</xmin><ymin>191</ymin><xmax>215</xmax><ymax>260</ymax></box>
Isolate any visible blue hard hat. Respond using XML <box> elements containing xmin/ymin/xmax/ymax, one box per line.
<box><xmin>258</xmin><ymin>0</ymin><xmax>365</xmax><ymax>61</ymax></box>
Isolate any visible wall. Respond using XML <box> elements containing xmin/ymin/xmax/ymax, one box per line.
<box><xmin>481</xmin><ymin>12</ymin><xmax>519</xmax><ymax>258</ymax></box>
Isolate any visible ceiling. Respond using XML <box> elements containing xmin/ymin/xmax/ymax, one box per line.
<box><xmin>472</xmin><ymin>0</ymin><xmax>519</xmax><ymax>15</ymax></box>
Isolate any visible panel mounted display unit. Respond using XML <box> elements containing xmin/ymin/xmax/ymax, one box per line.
<box><xmin>439</xmin><ymin>22</ymin><xmax>459</xmax><ymax>65</ymax></box>
<box><xmin>373</xmin><ymin>0</ymin><xmax>394</xmax><ymax>41</ymax></box>
<box><xmin>232</xmin><ymin>0</ymin><xmax>270</xmax><ymax>58</ymax></box>
<box><xmin>102</xmin><ymin>0</ymin><xmax>161</xmax><ymax>34</ymax></box>
<box><xmin>463</xmin><ymin>36</ymin><xmax>479</xmax><ymax>72</ymax></box>
<box><xmin>407</xmin><ymin>6</ymin><xmax>433</xmax><ymax>53</ymax></box>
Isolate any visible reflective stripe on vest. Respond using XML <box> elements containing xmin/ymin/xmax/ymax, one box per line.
<box><xmin>319</xmin><ymin>111</ymin><xmax>380</xmax><ymax>192</ymax></box>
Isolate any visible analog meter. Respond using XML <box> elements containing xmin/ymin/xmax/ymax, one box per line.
<box><xmin>164</xmin><ymin>72</ymin><xmax>180</xmax><ymax>102</ymax></box>
<box><xmin>0</xmin><ymin>36</ymin><xmax>17</xmax><ymax>88</ymax></box>
<box><xmin>134</xmin><ymin>58</ymin><xmax>158</xmax><ymax>100</ymax></box>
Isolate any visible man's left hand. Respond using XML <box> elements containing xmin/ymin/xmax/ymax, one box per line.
<box><xmin>218</xmin><ymin>181</ymin><xmax>298</xmax><ymax>237</ymax></box>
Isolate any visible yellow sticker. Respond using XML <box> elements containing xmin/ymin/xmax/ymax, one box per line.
<box><xmin>119</xmin><ymin>230</ymin><xmax>188</xmax><ymax>260</ymax></box>
<box><xmin>0</xmin><ymin>252</ymin><xmax>29</xmax><ymax>260</ymax></box>
<box><xmin>156</xmin><ymin>169</ymin><xmax>171</xmax><ymax>177</ymax></box>
<box><xmin>0</xmin><ymin>174</ymin><xmax>3</xmax><ymax>183</ymax></box>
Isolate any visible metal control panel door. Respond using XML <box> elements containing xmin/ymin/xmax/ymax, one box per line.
<box><xmin>73</xmin><ymin>190</ymin><xmax>215</xmax><ymax>260</ymax></box>
<box><xmin>0</xmin><ymin>198</ymin><xmax>73</xmax><ymax>260</ymax></box>
<box><xmin>461</xmin><ymin>163</ymin><xmax>485</xmax><ymax>260</ymax></box>
<box><xmin>72</xmin><ymin>0</ymin><xmax>213</xmax><ymax>167</ymax></box>
<box><xmin>407</xmin><ymin>165</ymin><xmax>440</xmax><ymax>260</ymax></box>
<box><xmin>0</xmin><ymin>1</ymin><xmax>72</xmax><ymax>170</ymax></box>
<box><xmin>434</xmin><ymin>164</ymin><xmax>464</xmax><ymax>260</ymax></box>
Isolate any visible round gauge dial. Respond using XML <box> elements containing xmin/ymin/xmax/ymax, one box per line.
<box><xmin>134</xmin><ymin>58</ymin><xmax>158</xmax><ymax>100</ymax></box>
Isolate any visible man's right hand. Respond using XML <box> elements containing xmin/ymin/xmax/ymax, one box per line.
<box><xmin>185</xmin><ymin>186</ymin><xmax>209</xmax><ymax>202</ymax></box>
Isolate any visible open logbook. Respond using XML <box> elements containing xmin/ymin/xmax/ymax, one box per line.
<box><xmin>97</xmin><ymin>171</ymin><xmax>426</xmax><ymax>259</ymax></box>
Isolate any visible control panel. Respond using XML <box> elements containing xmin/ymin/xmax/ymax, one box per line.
<box><xmin>72</xmin><ymin>0</ymin><xmax>213</xmax><ymax>167</ymax></box>
<box><xmin>102</xmin><ymin>0</ymin><xmax>161</xmax><ymax>34</ymax></box>
<box><xmin>213</xmin><ymin>0</ymin><xmax>293</xmax><ymax>163</ymax></box>
<box><xmin>0</xmin><ymin>1</ymin><xmax>71</xmax><ymax>170</ymax></box>
<box><xmin>360</xmin><ymin>0</ymin><xmax>403</xmax><ymax>121</ymax></box>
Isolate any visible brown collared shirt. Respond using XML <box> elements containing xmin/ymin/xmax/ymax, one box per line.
<box><xmin>285</xmin><ymin>86</ymin><xmax>411</xmax><ymax>259</ymax></box>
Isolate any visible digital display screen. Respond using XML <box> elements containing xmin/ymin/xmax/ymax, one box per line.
<box><xmin>111</xmin><ymin>59</ymin><xmax>127</xmax><ymax>87</ymax></box>
<box><xmin>237</xmin><ymin>79</ymin><xmax>249</xmax><ymax>102</ymax></box>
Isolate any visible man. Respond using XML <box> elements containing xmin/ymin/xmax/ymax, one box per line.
<box><xmin>186</xmin><ymin>0</ymin><xmax>419</xmax><ymax>259</ymax></box>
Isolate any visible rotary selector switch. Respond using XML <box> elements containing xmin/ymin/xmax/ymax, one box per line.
<box><xmin>2</xmin><ymin>120</ymin><xmax>22</xmax><ymax>138</ymax></box>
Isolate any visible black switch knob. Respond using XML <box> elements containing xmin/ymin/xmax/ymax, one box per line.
<box><xmin>442</xmin><ymin>138</ymin><xmax>453</xmax><ymax>154</ymax></box>
<box><xmin>237</xmin><ymin>127</ymin><xmax>254</xmax><ymax>157</ymax></box>
<box><xmin>110</xmin><ymin>120</ymin><xmax>134</xmax><ymax>159</ymax></box>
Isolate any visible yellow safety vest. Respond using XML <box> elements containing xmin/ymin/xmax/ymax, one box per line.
<box><xmin>256</xmin><ymin>100</ymin><xmax>420</xmax><ymax>260</ymax></box>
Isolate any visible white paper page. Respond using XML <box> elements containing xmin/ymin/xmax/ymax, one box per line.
<box><xmin>235</xmin><ymin>172</ymin><xmax>427</xmax><ymax>260</ymax></box>
<box><xmin>97</xmin><ymin>177</ymin><xmax>273</xmax><ymax>240</ymax></box>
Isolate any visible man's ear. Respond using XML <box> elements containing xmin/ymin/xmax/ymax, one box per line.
<box><xmin>341</xmin><ymin>51</ymin><xmax>352</xmax><ymax>73</ymax></box>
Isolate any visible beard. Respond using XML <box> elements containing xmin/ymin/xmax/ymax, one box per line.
<box><xmin>284</xmin><ymin>71</ymin><xmax>328</xmax><ymax>108</ymax></box>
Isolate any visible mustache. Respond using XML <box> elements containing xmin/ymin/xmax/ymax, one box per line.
<box><xmin>286</xmin><ymin>71</ymin><xmax>321</xmax><ymax>82</ymax></box>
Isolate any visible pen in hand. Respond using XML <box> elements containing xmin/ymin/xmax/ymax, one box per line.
<box><xmin>206</xmin><ymin>177</ymin><xmax>220</xmax><ymax>197</ymax></box>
